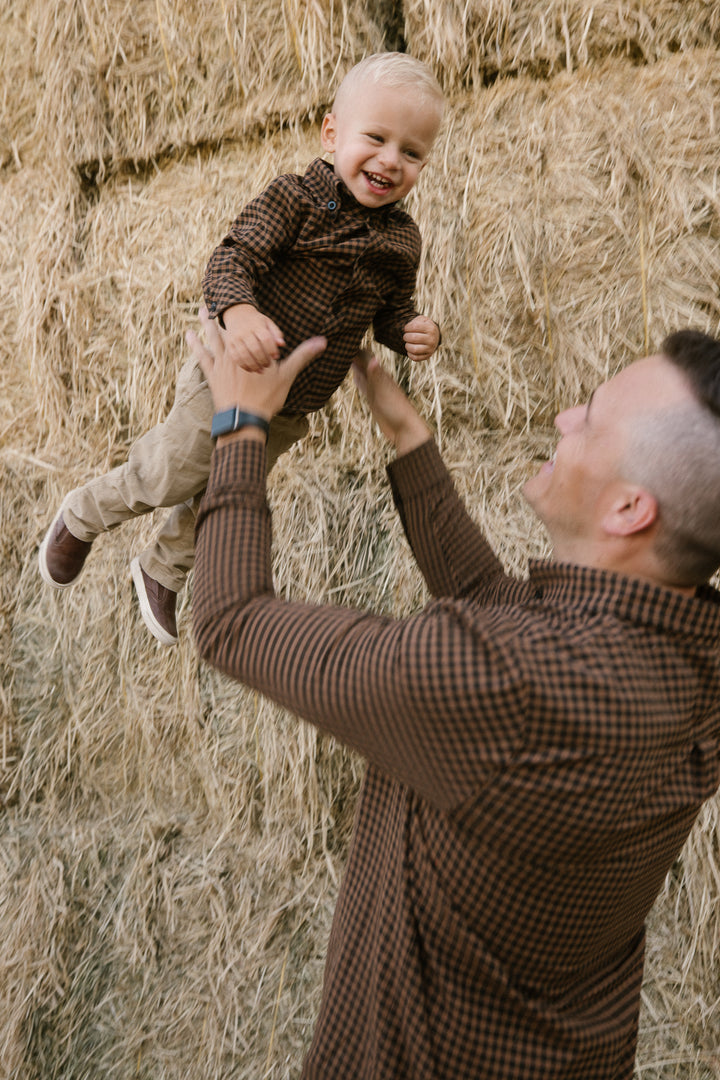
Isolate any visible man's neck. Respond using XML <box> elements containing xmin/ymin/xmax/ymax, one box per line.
<box><xmin>550</xmin><ymin>543</ymin><xmax>696</xmax><ymax>596</ymax></box>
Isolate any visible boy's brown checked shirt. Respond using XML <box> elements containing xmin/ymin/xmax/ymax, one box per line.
<box><xmin>193</xmin><ymin>437</ymin><xmax>720</xmax><ymax>1079</ymax></box>
<box><xmin>202</xmin><ymin>157</ymin><xmax>426</xmax><ymax>415</ymax></box>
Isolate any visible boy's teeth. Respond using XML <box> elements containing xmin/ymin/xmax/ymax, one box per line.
<box><xmin>366</xmin><ymin>172</ymin><xmax>390</xmax><ymax>186</ymax></box>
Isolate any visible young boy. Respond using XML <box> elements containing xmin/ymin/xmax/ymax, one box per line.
<box><xmin>39</xmin><ymin>52</ymin><xmax>445</xmax><ymax>644</ymax></box>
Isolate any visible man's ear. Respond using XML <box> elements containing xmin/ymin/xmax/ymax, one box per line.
<box><xmin>602</xmin><ymin>486</ymin><xmax>658</xmax><ymax>537</ymax></box>
<box><xmin>320</xmin><ymin>113</ymin><xmax>337</xmax><ymax>153</ymax></box>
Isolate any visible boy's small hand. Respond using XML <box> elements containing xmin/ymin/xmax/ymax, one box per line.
<box><xmin>189</xmin><ymin>307</ymin><xmax>325</xmax><ymax>420</ymax></box>
<box><xmin>403</xmin><ymin>315</ymin><xmax>440</xmax><ymax>362</ymax></box>
<box><xmin>221</xmin><ymin>303</ymin><xmax>285</xmax><ymax>372</ymax></box>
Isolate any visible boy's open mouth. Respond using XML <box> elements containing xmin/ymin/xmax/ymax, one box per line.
<box><xmin>364</xmin><ymin>171</ymin><xmax>392</xmax><ymax>189</ymax></box>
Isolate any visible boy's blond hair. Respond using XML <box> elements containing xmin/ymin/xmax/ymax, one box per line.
<box><xmin>333</xmin><ymin>52</ymin><xmax>444</xmax><ymax>121</ymax></box>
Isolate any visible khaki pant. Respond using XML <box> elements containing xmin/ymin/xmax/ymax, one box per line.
<box><xmin>62</xmin><ymin>357</ymin><xmax>309</xmax><ymax>591</ymax></box>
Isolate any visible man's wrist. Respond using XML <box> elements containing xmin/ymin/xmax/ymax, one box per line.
<box><xmin>217</xmin><ymin>427</ymin><xmax>267</xmax><ymax>447</ymax></box>
<box><xmin>211</xmin><ymin>407</ymin><xmax>270</xmax><ymax>440</ymax></box>
<box><xmin>395</xmin><ymin>422</ymin><xmax>433</xmax><ymax>457</ymax></box>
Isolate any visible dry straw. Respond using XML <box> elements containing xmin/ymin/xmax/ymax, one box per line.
<box><xmin>404</xmin><ymin>0</ymin><xmax>720</xmax><ymax>91</ymax></box>
<box><xmin>1</xmin><ymin>2</ymin><xmax>719</xmax><ymax>1077</ymax></box>
<box><xmin>402</xmin><ymin>47</ymin><xmax>720</xmax><ymax>434</ymax></box>
<box><xmin>1</xmin><ymin>0</ymin><xmax>388</xmax><ymax>173</ymax></box>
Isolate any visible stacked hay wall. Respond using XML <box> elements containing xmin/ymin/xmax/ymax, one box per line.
<box><xmin>1</xmin><ymin>1</ymin><xmax>719</xmax><ymax>1076</ymax></box>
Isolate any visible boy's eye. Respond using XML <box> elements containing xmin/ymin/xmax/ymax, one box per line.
<box><xmin>366</xmin><ymin>133</ymin><xmax>383</xmax><ymax>143</ymax></box>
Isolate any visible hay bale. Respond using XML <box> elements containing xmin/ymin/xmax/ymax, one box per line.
<box><xmin>639</xmin><ymin>797</ymin><xmax>720</xmax><ymax>1078</ymax></box>
<box><xmin>2</xmin><ymin>10</ymin><xmax>720</xmax><ymax>1076</ymax></box>
<box><xmin>3</xmin><ymin>478</ymin><xmax>364</xmax><ymax>1077</ymax></box>
<box><xmin>405</xmin><ymin>0</ymin><xmax>720</xmax><ymax>91</ymax></box>
<box><xmin>402</xmin><ymin>47</ymin><xmax>720</xmax><ymax>432</ymax></box>
<box><xmin>1</xmin><ymin>0</ymin><xmax>388</xmax><ymax>175</ymax></box>
<box><xmin>1</xmin><ymin>107</ymin><xmax>551</xmax><ymax>1071</ymax></box>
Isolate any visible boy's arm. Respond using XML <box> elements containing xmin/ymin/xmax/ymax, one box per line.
<box><xmin>221</xmin><ymin>304</ymin><xmax>285</xmax><ymax>372</ymax></box>
<box><xmin>202</xmin><ymin>174</ymin><xmax>304</xmax><ymax>326</ymax></box>
<box><xmin>371</xmin><ymin>223</ymin><xmax>440</xmax><ymax>360</ymax></box>
<box><xmin>374</xmin><ymin>295</ymin><xmax>441</xmax><ymax>362</ymax></box>
<box><xmin>371</xmin><ymin>255</ymin><xmax>423</xmax><ymax>354</ymax></box>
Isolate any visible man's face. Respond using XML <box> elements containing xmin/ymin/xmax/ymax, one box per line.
<box><xmin>320</xmin><ymin>82</ymin><xmax>440</xmax><ymax>208</ymax></box>
<box><xmin>523</xmin><ymin>355</ymin><xmax>694</xmax><ymax>556</ymax></box>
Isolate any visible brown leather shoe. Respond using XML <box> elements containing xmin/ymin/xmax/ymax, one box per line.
<box><xmin>130</xmin><ymin>557</ymin><xmax>178</xmax><ymax>645</ymax></box>
<box><xmin>39</xmin><ymin>512</ymin><xmax>93</xmax><ymax>588</ymax></box>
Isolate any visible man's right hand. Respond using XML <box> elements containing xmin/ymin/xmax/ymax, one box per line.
<box><xmin>221</xmin><ymin>304</ymin><xmax>285</xmax><ymax>372</ymax></box>
<box><xmin>353</xmin><ymin>351</ymin><xmax>432</xmax><ymax>457</ymax></box>
<box><xmin>188</xmin><ymin>307</ymin><xmax>325</xmax><ymax>422</ymax></box>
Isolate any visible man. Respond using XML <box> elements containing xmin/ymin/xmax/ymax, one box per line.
<box><xmin>189</xmin><ymin>308</ymin><xmax>720</xmax><ymax>1079</ymax></box>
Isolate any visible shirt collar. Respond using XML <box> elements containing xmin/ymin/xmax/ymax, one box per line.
<box><xmin>303</xmin><ymin>157</ymin><xmax>401</xmax><ymax>223</ymax></box>
<box><xmin>527</xmin><ymin>560</ymin><xmax>720</xmax><ymax>643</ymax></box>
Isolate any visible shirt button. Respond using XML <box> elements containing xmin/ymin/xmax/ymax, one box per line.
<box><xmin>327</xmin><ymin>200</ymin><xmax>337</xmax><ymax>211</ymax></box>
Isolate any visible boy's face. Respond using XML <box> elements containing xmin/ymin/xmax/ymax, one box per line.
<box><xmin>320</xmin><ymin>81</ymin><xmax>440</xmax><ymax>208</ymax></box>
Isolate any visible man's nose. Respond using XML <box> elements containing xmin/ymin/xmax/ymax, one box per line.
<box><xmin>555</xmin><ymin>405</ymin><xmax>583</xmax><ymax>433</ymax></box>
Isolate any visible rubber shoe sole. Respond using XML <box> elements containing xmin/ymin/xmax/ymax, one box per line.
<box><xmin>131</xmin><ymin>557</ymin><xmax>178</xmax><ymax>646</ymax></box>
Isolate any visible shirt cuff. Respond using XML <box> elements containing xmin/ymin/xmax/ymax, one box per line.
<box><xmin>387</xmin><ymin>437</ymin><xmax>446</xmax><ymax>502</ymax></box>
<box><xmin>207</xmin><ymin>434</ymin><xmax>268</xmax><ymax>497</ymax></box>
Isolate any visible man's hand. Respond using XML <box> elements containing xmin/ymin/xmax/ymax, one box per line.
<box><xmin>188</xmin><ymin>306</ymin><xmax>326</xmax><ymax>422</ymax></box>
<box><xmin>403</xmin><ymin>315</ymin><xmax>440</xmax><ymax>362</ymax></box>
<box><xmin>353</xmin><ymin>351</ymin><xmax>431</xmax><ymax>457</ymax></box>
<box><xmin>221</xmin><ymin>303</ymin><xmax>285</xmax><ymax>371</ymax></box>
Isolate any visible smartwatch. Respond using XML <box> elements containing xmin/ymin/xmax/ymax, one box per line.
<box><xmin>210</xmin><ymin>407</ymin><xmax>270</xmax><ymax>440</ymax></box>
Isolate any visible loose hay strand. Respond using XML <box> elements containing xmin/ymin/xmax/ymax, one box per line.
<box><xmin>155</xmin><ymin>0</ymin><xmax>179</xmax><ymax>106</ymax></box>
<box><xmin>638</xmin><ymin>187</ymin><xmax>650</xmax><ymax>357</ymax></box>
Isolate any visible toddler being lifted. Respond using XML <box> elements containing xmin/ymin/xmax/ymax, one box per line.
<box><xmin>39</xmin><ymin>52</ymin><xmax>445</xmax><ymax>644</ymax></box>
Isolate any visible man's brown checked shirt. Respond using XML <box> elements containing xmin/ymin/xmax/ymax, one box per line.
<box><xmin>193</xmin><ymin>437</ymin><xmax>720</xmax><ymax>1079</ymax></box>
<box><xmin>202</xmin><ymin>157</ymin><xmax>425</xmax><ymax>415</ymax></box>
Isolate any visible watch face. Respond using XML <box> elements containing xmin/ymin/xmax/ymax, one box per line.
<box><xmin>211</xmin><ymin>408</ymin><xmax>237</xmax><ymax>439</ymax></box>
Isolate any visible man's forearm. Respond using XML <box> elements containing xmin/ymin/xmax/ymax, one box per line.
<box><xmin>388</xmin><ymin>439</ymin><xmax>505</xmax><ymax>600</ymax></box>
<box><xmin>191</xmin><ymin>437</ymin><xmax>447</xmax><ymax>804</ymax></box>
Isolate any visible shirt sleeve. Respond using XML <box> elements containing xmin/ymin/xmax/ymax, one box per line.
<box><xmin>192</xmin><ymin>439</ymin><xmax>524</xmax><ymax>811</ymax></box>
<box><xmin>371</xmin><ymin>217</ymin><xmax>423</xmax><ymax>354</ymax></box>
<box><xmin>202</xmin><ymin>175</ymin><xmax>305</xmax><ymax>321</ymax></box>
<box><xmin>388</xmin><ymin>439</ymin><xmax>507</xmax><ymax>599</ymax></box>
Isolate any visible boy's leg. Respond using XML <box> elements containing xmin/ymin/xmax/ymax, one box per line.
<box><xmin>136</xmin><ymin>412</ymin><xmax>311</xmax><ymax>589</ymax></box>
<box><xmin>62</xmin><ymin>357</ymin><xmax>214</xmax><ymax>541</ymax></box>
<box><xmin>132</xmin><ymin>412</ymin><xmax>309</xmax><ymax>644</ymax></box>
<box><xmin>39</xmin><ymin>357</ymin><xmax>212</xmax><ymax>592</ymax></box>
<box><xmin>265</xmin><ymin>412</ymin><xmax>311</xmax><ymax>469</ymax></box>
<box><xmin>137</xmin><ymin>499</ymin><xmax>199</xmax><ymax>593</ymax></box>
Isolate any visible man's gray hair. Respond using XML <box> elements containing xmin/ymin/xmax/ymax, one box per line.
<box><xmin>622</xmin><ymin>398</ymin><xmax>720</xmax><ymax>584</ymax></box>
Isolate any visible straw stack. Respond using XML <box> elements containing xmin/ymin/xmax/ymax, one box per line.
<box><xmin>2</xmin><ymin>0</ymin><xmax>388</xmax><ymax>173</ymax></box>
<box><xmin>404</xmin><ymin>0</ymin><xmax>720</xmax><ymax>89</ymax></box>
<box><xmin>1</xmin><ymin>2</ymin><xmax>719</xmax><ymax>1077</ymax></box>
<box><xmin>403</xmin><ymin>48</ymin><xmax>720</xmax><ymax>431</ymax></box>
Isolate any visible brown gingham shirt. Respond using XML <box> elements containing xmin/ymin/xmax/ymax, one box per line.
<box><xmin>193</xmin><ymin>437</ymin><xmax>720</xmax><ymax>1079</ymax></box>
<box><xmin>202</xmin><ymin>158</ymin><xmax>428</xmax><ymax>415</ymax></box>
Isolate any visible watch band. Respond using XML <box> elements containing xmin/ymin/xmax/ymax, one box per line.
<box><xmin>211</xmin><ymin>407</ymin><xmax>270</xmax><ymax>440</ymax></box>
